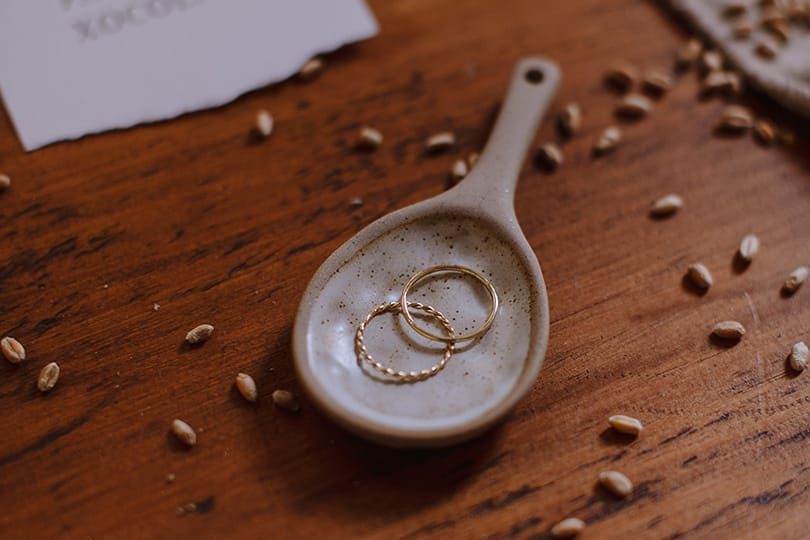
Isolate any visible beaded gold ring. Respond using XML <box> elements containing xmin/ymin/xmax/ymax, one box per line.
<box><xmin>355</xmin><ymin>301</ymin><xmax>455</xmax><ymax>381</ymax></box>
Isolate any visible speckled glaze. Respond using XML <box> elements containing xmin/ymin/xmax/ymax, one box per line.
<box><xmin>293</xmin><ymin>57</ymin><xmax>560</xmax><ymax>447</ymax></box>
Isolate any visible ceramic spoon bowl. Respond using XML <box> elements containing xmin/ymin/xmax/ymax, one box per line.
<box><xmin>293</xmin><ymin>57</ymin><xmax>559</xmax><ymax>447</ymax></box>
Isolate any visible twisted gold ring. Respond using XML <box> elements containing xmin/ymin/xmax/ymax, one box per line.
<box><xmin>399</xmin><ymin>265</ymin><xmax>499</xmax><ymax>344</ymax></box>
<box><xmin>355</xmin><ymin>301</ymin><xmax>455</xmax><ymax>381</ymax></box>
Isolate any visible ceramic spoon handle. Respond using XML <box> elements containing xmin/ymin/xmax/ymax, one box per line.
<box><xmin>452</xmin><ymin>57</ymin><xmax>560</xmax><ymax>211</ymax></box>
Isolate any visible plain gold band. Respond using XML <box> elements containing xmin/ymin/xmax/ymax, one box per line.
<box><xmin>399</xmin><ymin>265</ymin><xmax>499</xmax><ymax>343</ymax></box>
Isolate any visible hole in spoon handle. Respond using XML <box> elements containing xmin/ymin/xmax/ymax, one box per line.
<box><xmin>457</xmin><ymin>57</ymin><xmax>560</xmax><ymax>207</ymax></box>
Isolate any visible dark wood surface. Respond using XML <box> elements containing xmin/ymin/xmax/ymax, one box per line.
<box><xmin>1</xmin><ymin>0</ymin><xmax>809</xmax><ymax>538</ymax></box>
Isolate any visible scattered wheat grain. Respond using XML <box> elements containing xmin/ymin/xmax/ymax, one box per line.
<box><xmin>171</xmin><ymin>419</ymin><xmax>197</xmax><ymax>447</ymax></box>
<box><xmin>752</xmin><ymin>120</ymin><xmax>776</xmax><ymax>144</ymax></box>
<box><xmin>594</xmin><ymin>126</ymin><xmax>621</xmax><ymax>155</ymax></box>
<box><xmin>235</xmin><ymin>373</ymin><xmax>258</xmax><ymax>403</ymax></box>
<box><xmin>599</xmin><ymin>471</ymin><xmax>633</xmax><ymax>497</ymax></box>
<box><xmin>615</xmin><ymin>93</ymin><xmax>652</xmax><ymax>118</ymax></box>
<box><xmin>298</xmin><ymin>57</ymin><xmax>324</xmax><ymax>79</ymax></box>
<box><xmin>551</xmin><ymin>517</ymin><xmax>585</xmax><ymax>537</ymax></box>
<box><xmin>738</xmin><ymin>234</ymin><xmax>760</xmax><ymax>261</ymax></box>
<box><xmin>608</xmin><ymin>415</ymin><xmax>644</xmax><ymax>435</ymax></box>
<box><xmin>718</xmin><ymin>105</ymin><xmax>753</xmax><ymax>131</ymax></box>
<box><xmin>559</xmin><ymin>103</ymin><xmax>582</xmax><ymax>136</ymax></box>
<box><xmin>272</xmin><ymin>390</ymin><xmax>300</xmax><ymax>412</ymax></box>
<box><xmin>450</xmin><ymin>159</ymin><xmax>468</xmax><ymax>181</ymax></box>
<box><xmin>536</xmin><ymin>142</ymin><xmax>563</xmax><ymax>170</ymax></box>
<box><xmin>701</xmin><ymin>50</ymin><xmax>724</xmax><ymax>72</ymax></box>
<box><xmin>676</xmin><ymin>38</ymin><xmax>703</xmax><ymax>68</ymax></box>
<box><xmin>722</xmin><ymin>0</ymin><xmax>748</xmax><ymax>16</ymax></box>
<box><xmin>712</xmin><ymin>320</ymin><xmax>746</xmax><ymax>339</ymax></box>
<box><xmin>754</xmin><ymin>39</ymin><xmax>778</xmax><ymax>59</ymax></box>
<box><xmin>790</xmin><ymin>341</ymin><xmax>808</xmax><ymax>372</ymax></box>
<box><xmin>783</xmin><ymin>266</ymin><xmax>809</xmax><ymax>293</ymax></box>
<box><xmin>733</xmin><ymin>20</ymin><xmax>753</xmax><ymax>38</ymax></box>
<box><xmin>356</xmin><ymin>126</ymin><xmax>383</xmax><ymax>149</ymax></box>
<box><xmin>605</xmin><ymin>62</ymin><xmax>638</xmax><ymax>91</ymax></box>
<box><xmin>37</xmin><ymin>362</ymin><xmax>60</xmax><ymax>392</ymax></box>
<box><xmin>687</xmin><ymin>263</ymin><xmax>714</xmax><ymax>289</ymax></box>
<box><xmin>255</xmin><ymin>110</ymin><xmax>273</xmax><ymax>138</ymax></box>
<box><xmin>185</xmin><ymin>324</ymin><xmax>214</xmax><ymax>345</ymax></box>
<box><xmin>643</xmin><ymin>70</ymin><xmax>672</xmax><ymax>94</ymax></box>
<box><xmin>650</xmin><ymin>194</ymin><xmax>683</xmax><ymax>216</ymax></box>
<box><xmin>425</xmin><ymin>132</ymin><xmax>455</xmax><ymax>153</ymax></box>
<box><xmin>1</xmin><ymin>336</ymin><xmax>25</xmax><ymax>364</ymax></box>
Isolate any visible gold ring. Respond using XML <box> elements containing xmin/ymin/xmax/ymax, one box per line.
<box><xmin>399</xmin><ymin>265</ymin><xmax>499</xmax><ymax>343</ymax></box>
<box><xmin>355</xmin><ymin>301</ymin><xmax>455</xmax><ymax>381</ymax></box>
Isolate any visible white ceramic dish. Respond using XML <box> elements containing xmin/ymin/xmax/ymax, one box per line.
<box><xmin>293</xmin><ymin>57</ymin><xmax>559</xmax><ymax>447</ymax></box>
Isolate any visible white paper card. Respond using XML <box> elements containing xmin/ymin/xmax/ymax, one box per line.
<box><xmin>0</xmin><ymin>0</ymin><xmax>378</xmax><ymax>150</ymax></box>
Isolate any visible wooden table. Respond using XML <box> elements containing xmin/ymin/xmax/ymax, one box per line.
<box><xmin>1</xmin><ymin>0</ymin><xmax>808</xmax><ymax>538</ymax></box>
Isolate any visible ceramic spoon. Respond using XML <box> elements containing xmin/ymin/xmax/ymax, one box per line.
<box><xmin>293</xmin><ymin>57</ymin><xmax>559</xmax><ymax>447</ymax></box>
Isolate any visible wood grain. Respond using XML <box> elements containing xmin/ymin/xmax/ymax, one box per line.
<box><xmin>1</xmin><ymin>0</ymin><xmax>809</xmax><ymax>538</ymax></box>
